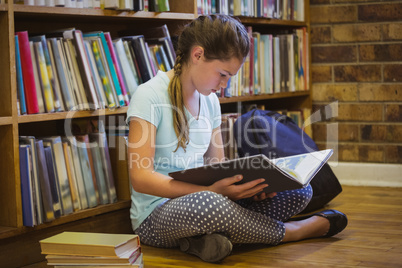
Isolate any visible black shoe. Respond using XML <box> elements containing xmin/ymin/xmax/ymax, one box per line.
<box><xmin>291</xmin><ymin>209</ymin><xmax>348</xmax><ymax>237</ymax></box>
<box><xmin>179</xmin><ymin>233</ymin><xmax>233</xmax><ymax>263</ymax></box>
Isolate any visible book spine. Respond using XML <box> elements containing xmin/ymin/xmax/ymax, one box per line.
<box><xmin>91</xmin><ymin>40</ymin><xmax>116</xmax><ymax>108</ymax></box>
<box><xmin>34</xmin><ymin>41</ymin><xmax>55</xmax><ymax>113</ymax></box>
<box><xmin>19</xmin><ymin>145</ymin><xmax>35</xmax><ymax>227</ymax></box>
<box><xmin>15</xmin><ymin>35</ymin><xmax>27</xmax><ymax>115</ymax></box>
<box><xmin>104</xmin><ymin>32</ymin><xmax>130</xmax><ymax>104</ymax></box>
<box><xmin>16</xmin><ymin>31</ymin><xmax>40</xmax><ymax>114</ymax></box>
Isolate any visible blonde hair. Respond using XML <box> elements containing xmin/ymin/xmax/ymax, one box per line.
<box><xmin>168</xmin><ymin>14</ymin><xmax>250</xmax><ymax>152</ymax></box>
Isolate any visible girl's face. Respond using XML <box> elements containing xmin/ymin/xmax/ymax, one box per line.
<box><xmin>190</xmin><ymin>55</ymin><xmax>243</xmax><ymax>96</ymax></box>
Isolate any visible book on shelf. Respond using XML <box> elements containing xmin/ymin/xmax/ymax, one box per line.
<box><xmin>84</xmin><ymin>31</ymin><xmax>127</xmax><ymax>106</ymax></box>
<box><xmin>42</xmin><ymin>136</ymin><xmax>74</xmax><ymax>215</ymax></box>
<box><xmin>40</xmin><ymin>232</ymin><xmax>140</xmax><ymax>257</ymax></box>
<box><xmin>15</xmin><ymin>35</ymin><xmax>27</xmax><ymax>115</ymax></box>
<box><xmin>43</xmin><ymin>144</ymin><xmax>63</xmax><ymax>218</ymax></box>
<box><xmin>169</xmin><ymin>149</ymin><xmax>333</xmax><ymax>194</ymax></box>
<box><xmin>122</xmin><ymin>35</ymin><xmax>154</xmax><ymax>83</ymax></box>
<box><xmin>35</xmin><ymin>139</ymin><xmax>57</xmax><ymax>222</ymax></box>
<box><xmin>104</xmin><ymin>32</ymin><xmax>131</xmax><ymax>103</ymax></box>
<box><xmin>62</xmin><ymin>141</ymin><xmax>82</xmax><ymax>211</ymax></box>
<box><xmin>19</xmin><ymin>144</ymin><xmax>35</xmax><ymax>227</ymax></box>
<box><xmin>29</xmin><ymin>40</ymin><xmax>46</xmax><ymax>113</ymax></box>
<box><xmin>30</xmin><ymin>35</ymin><xmax>64</xmax><ymax>112</ymax></box>
<box><xmin>16</xmin><ymin>31</ymin><xmax>40</xmax><ymax>114</ymax></box>
<box><xmin>90</xmin><ymin>132</ymin><xmax>118</xmax><ymax>203</ymax></box>
<box><xmin>19</xmin><ymin>136</ymin><xmax>44</xmax><ymax>225</ymax></box>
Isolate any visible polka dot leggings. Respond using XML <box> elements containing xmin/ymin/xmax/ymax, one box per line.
<box><xmin>136</xmin><ymin>185</ymin><xmax>313</xmax><ymax>248</ymax></box>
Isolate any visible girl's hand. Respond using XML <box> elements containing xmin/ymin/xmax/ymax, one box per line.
<box><xmin>208</xmin><ymin>175</ymin><xmax>268</xmax><ymax>201</ymax></box>
<box><xmin>253</xmin><ymin>191</ymin><xmax>277</xmax><ymax>202</ymax></box>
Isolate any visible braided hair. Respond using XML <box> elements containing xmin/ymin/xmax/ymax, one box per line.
<box><xmin>168</xmin><ymin>14</ymin><xmax>250</xmax><ymax>152</ymax></box>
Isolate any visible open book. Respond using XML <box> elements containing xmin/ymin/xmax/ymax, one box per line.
<box><xmin>169</xmin><ymin>149</ymin><xmax>333</xmax><ymax>193</ymax></box>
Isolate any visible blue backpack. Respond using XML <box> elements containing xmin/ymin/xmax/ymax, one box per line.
<box><xmin>233</xmin><ymin>108</ymin><xmax>342</xmax><ymax>213</ymax></box>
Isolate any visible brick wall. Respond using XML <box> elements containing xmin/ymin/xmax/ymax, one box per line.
<box><xmin>310</xmin><ymin>0</ymin><xmax>402</xmax><ymax>163</ymax></box>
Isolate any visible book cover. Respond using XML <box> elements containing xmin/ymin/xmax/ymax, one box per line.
<box><xmin>90</xmin><ymin>132</ymin><xmax>117</xmax><ymax>204</ymax></box>
<box><xmin>35</xmin><ymin>139</ymin><xmax>56</xmax><ymax>222</ymax></box>
<box><xmin>48</xmin><ymin>37</ymin><xmax>76</xmax><ymax>110</ymax></box>
<box><xmin>62</xmin><ymin>142</ymin><xmax>81</xmax><ymax>211</ymax></box>
<box><xmin>169</xmin><ymin>149</ymin><xmax>333</xmax><ymax>194</ymax></box>
<box><xmin>33</xmin><ymin>41</ymin><xmax>55</xmax><ymax>113</ymax></box>
<box><xmin>16</xmin><ymin>31</ymin><xmax>40</xmax><ymax>114</ymax></box>
<box><xmin>63</xmin><ymin>136</ymin><xmax>89</xmax><ymax>209</ymax></box>
<box><xmin>40</xmin><ymin>232</ymin><xmax>140</xmax><ymax>257</ymax></box>
<box><xmin>83</xmin><ymin>39</ymin><xmax>108</xmax><ymax>108</ymax></box>
<box><xmin>75</xmin><ymin>134</ymin><xmax>99</xmax><ymax>207</ymax></box>
<box><xmin>30</xmin><ymin>35</ymin><xmax>63</xmax><ymax>111</ymax></box>
<box><xmin>29</xmin><ymin>41</ymin><xmax>46</xmax><ymax>113</ymax></box>
<box><xmin>20</xmin><ymin>136</ymin><xmax>44</xmax><ymax>224</ymax></box>
<box><xmin>122</xmin><ymin>35</ymin><xmax>154</xmax><ymax>83</ymax></box>
<box><xmin>64</xmin><ymin>30</ymin><xmax>99</xmax><ymax>110</ymax></box>
<box><xmin>19</xmin><ymin>144</ymin><xmax>35</xmax><ymax>227</ymax></box>
<box><xmin>44</xmin><ymin>145</ymin><xmax>62</xmax><ymax>218</ymax></box>
<box><xmin>104</xmin><ymin>32</ymin><xmax>130</xmax><ymax>104</ymax></box>
<box><xmin>64</xmin><ymin>39</ymin><xmax>89</xmax><ymax>110</ymax></box>
<box><xmin>15</xmin><ymin>35</ymin><xmax>27</xmax><ymax>115</ymax></box>
<box><xmin>84</xmin><ymin>31</ymin><xmax>125</xmax><ymax>106</ymax></box>
<box><xmin>43</xmin><ymin>136</ymin><xmax>74</xmax><ymax>215</ymax></box>
<box><xmin>113</xmin><ymin>38</ymin><xmax>139</xmax><ymax>97</ymax></box>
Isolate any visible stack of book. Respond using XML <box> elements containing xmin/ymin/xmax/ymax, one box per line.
<box><xmin>40</xmin><ymin>232</ymin><xmax>143</xmax><ymax>267</ymax></box>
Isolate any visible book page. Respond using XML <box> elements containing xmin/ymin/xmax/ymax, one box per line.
<box><xmin>272</xmin><ymin>149</ymin><xmax>333</xmax><ymax>184</ymax></box>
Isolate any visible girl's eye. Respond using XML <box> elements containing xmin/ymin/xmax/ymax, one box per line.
<box><xmin>220</xmin><ymin>73</ymin><xmax>226</xmax><ymax>77</ymax></box>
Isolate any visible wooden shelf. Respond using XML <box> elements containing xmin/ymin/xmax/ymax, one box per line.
<box><xmin>0</xmin><ymin>200</ymin><xmax>130</xmax><ymax>240</ymax></box>
<box><xmin>0</xmin><ymin>116</ymin><xmax>12</xmax><ymax>126</ymax></box>
<box><xmin>219</xmin><ymin>91</ymin><xmax>310</xmax><ymax>104</ymax></box>
<box><xmin>239</xmin><ymin>16</ymin><xmax>307</xmax><ymax>27</ymax></box>
<box><xmin>18</xmin><ymin>106</ymin><xmax>128</xmax><ymax>123</ymax></box>
<box><xmin>0</xmin><ymin>4</ymin><xmax>7</xmax><ymax>11</ymax></box>
<box><xmin>13</xmin><ymin>5</ymin><xmax>195</xmax><ymax>21</ymax></box>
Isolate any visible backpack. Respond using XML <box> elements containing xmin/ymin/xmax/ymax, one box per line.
<box><xmin>233</xmin><ymin>108</ymin><xmax>342</xmax><ymax>213</ymax></box>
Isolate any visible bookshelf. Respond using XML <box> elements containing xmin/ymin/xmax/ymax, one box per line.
<box><xmin>0</xmin><ymin>0</ymin><xmax>311</xmax><ymax>266</ymax></box>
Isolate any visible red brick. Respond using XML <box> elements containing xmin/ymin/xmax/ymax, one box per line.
<box><xmin>334</xmin><ymin>65</ymin><xmax>381</xmax><ymax>82</ymax></box>
<box><xmin>359</xmin><ymin>44</ymin><xmax>402</xmax><ymax>62</ymax></box>
<box><xmin>312</xmin><ymin>45</ymin><xmax>356</xmax><ymax>63</ymax></box>
<box><xmin>387</xmin><ymin>125</ymin><xmax>402</xmax><ymax>143</ymax></box>
<box><xmin>358</xmin><ymin>3</ymin><xmax>402</xmax><ymax>22</ymax></box>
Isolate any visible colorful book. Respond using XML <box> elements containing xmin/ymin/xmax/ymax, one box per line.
<box><xmin>44</xmin><ymin>145</ymin><xmax>62</xmax><ymax>218</ymax></box>
<box><xmin>15</xmin><ymin>35</ymin><xmax>27</xmax><ymax>115</ymax></box>
<box><xmin>104</xmin><ymin>32</ymin><xmax>130</xmax><ymax>104</ymax></box>
<box><xmin>33</xmin><ymin>41</ymin><xmax>55</xmax><ymax>113</ymax></box>
<box><xmin>16</xmin><ymin>31</ymin><xmax>39</xmax><ymax>114</ymax></box>
<box><xmin>84</xmin><ymin>31</ymin><xmax>126</xmax><ymax>106</ymax></box>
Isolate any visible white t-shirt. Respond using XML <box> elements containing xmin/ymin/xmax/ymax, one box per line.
<box><xmin>126</xmin><ymin>71</ymin><xmax>222</xmax><ymax>230</ymax></box>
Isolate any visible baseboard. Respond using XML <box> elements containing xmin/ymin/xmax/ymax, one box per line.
<box><xmin>328</xmin><ymin>161</ymin><xmax>402</xmax><ymax>187</ymax></box>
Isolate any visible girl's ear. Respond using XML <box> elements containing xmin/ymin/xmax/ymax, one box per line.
<box><xmin>191</xmin><ymin>46</ymin><xmax>204</xmax><ymax>64</ymax></box>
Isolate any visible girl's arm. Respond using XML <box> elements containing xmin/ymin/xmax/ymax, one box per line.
<box><xmin>128</xmin><ymin>117</ymin><xmax>209</xmax><ymax>198</ymax></box>
<box><xmin>128</xmin><ymin>118</ymin><xmax>267</xmax><ymax>200</ymax></box>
